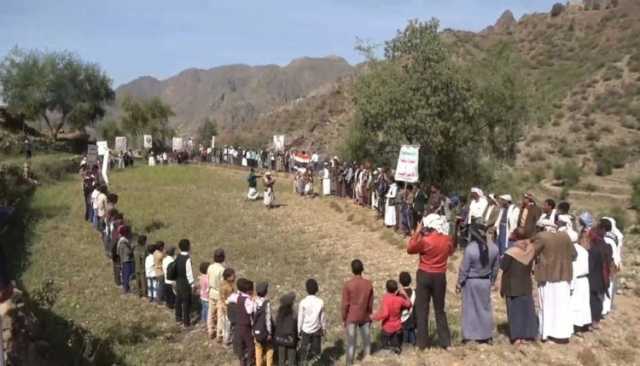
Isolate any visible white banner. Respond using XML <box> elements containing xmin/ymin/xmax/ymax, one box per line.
<box><xmin>394</xmin><ymin>145</ymin><xmax>420</xmax><ymax>183</ymax></box>
<box><xmin>211</xmin><ymin>136</ymin><xmax>216</xmax><ymax>149</ymax></box>
<box><xmin>143</xmin><ymin>134</ymin><xmax>153</xmax><ymax>149</ymax></box>
<box><xmin>273</xmin><ymin>135</ymin><xmax>286</xmax><ymax>152</ymax></box>
<box><xmin>87</xmin><ymin>144</ymin><xmax>98</xmax><ymax>165</ymax></box>
<box><xmin>172</xmin><ymin>137</ymin><xmax>183</xmax><ymax>151</ymax></box>
<box><xmin>102</xmin><ymin>149</ymin><xmax>110</xmax><ymax>186</ymax></box>
<box><xmin>97</xmin><ymin>141</ymin><xmax>108</xmax><ymax>156</ymax></box>
<box><xmin>115</xmin><ymin>136</ymin><xmax>128</xmax><ymax>152</ymax></box>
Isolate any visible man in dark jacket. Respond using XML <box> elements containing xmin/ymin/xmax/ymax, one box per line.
<box><xmin>174</xmin><ymin>239</ymin><xmax>195</xmax><ymax>327</ymax></box>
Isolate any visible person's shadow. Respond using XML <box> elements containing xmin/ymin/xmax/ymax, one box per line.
<box><xmin>318</xmin><ymin>339</ymin><xmax>346</xmax><ymax>365</ymax></box>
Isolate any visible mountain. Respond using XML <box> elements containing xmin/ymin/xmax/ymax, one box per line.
<box><xmin>114</xmin><ymin>56</ymin><xmax>355</xmax><ymax>137</ymax></box>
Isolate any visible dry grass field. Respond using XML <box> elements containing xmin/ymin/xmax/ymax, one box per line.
<box><xmin>12</xmin><ymin>164</ymin><xmax>640</xmax><ymax>365</ymax></box>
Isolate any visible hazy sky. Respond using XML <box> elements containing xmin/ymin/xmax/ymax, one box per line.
<box><xmin>1</xmin><ymin>0</ymin><xmax>558</xmax><ymax>87</ymax></box>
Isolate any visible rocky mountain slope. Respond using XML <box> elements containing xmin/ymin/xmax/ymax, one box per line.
<box><xmin>114</xmin><ymin>56</ymin><xmax>355</xmax><ymax>137</ymax></box>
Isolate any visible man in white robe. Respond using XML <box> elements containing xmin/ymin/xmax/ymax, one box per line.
<box><xmin>560</xmin><ymin>215</ymin><xmax>591</xmax><ymax>330</ymax></box>
<box><xmin>467</xmin><ymin>187</ymin><xmax>488</xmax><ymax>225</ymax></box>
<box><xmin>322</xmin><ymin>163</ymin><xmax>331</xmax><ymax>196</ymax></box>
<box><xmin>385</xmin><ymin>182</ymin><xmax>398</xmax><ymax>227</ymax></box>
<box><xmin>602</xmin><ymin>217</ymin><xmax>623</xmax><ymax>316</ymax></box>
<box><xmin>533</xmin><ymin>231</ymin><xmax>577</xmax><ymax>341</ymax></box>
<box><xmin>537</xmin><ymin>199</ymin><xmax>558</xmax><ymax>232</ymax></box>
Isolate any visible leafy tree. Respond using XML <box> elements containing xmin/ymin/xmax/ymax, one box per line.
<box><xmin>119</xmin><ymin>95</ymin><xmax>174</xmax><ymax>149</ymax></box>
<box><xmin>196</xmin><ymin>118</ymin><xmax>218</xmax><ymax>146</ymax></box>
<box><xmin>0</xmin><ymin>48</ymin><xmax>114</xmax><ymax>140</ymax></box>
<box><xmin>96</xmin><ymin>118</ymin><xmax>123</xmax><ymax>144</ymax></box>
<box><xmin>474</xmin><ymin>42</ymin><xmax>531</xmax><ymax>161</ymax></box>
<box><xmin>350</xmin><ymin>19</ymin><xmax>485</xmax><ymax>190</ymax></box>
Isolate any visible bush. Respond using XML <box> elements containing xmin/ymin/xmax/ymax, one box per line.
<box><xmin>632</xmin><ymin>176</ymin><xmax>640</xmax><ymax>210</ymax></box>
<box><xmin>551</xmin><ymin>3</ymin><xmax>565</xmax><ymax>17</ymax></box>
<box><xmin>553</xmin><ymin>160</ymin><xmax>582</xmax><ymax>187</ymax></box>
<box><xmin>600</xmin><ymin>206</ymin><xmax>627</xmax><ymax>232</ymax></box>
<box><xmin>595</xmin><ymin>145</ymin><xmax>627</xmax><ymax>172</ymax></box>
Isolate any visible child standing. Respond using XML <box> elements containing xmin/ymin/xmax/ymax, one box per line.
<box><xmin>145</xmin><ymin>244</ymin><xmax>157</xmax><ymax>301</ymax></box>
<box><xmin>298</xmin><ymin>278</ymin><xmax>325</xmax><ymax>366</ymax></box>
<box><xmin>221</xmin><ymin>268</ymin><xmax>236</xmax><ymax>346</ymax></box>
<box><xmin>253</xmin><ymin>282</ymin><xmax>274</xmax><ymax>366</ymax></box>
<box><xmin>372</xmin><ymin>280</ymin><xmax>411</xmax><ymax>354</ymax></box>
<box><xmin>399</xmin><ymin>272</ymin><xmax>416</xmax><ymax>345</ymax></box>
<box><xmin>198</xmin><ymin>262</ymin><xmax>211</xmax><ymax>326</ymax></box>
<box><xmin>275</xmin><ymin>292</ymin><xmax>297</xmax><ymax>366</ymax></box>
<box><xmin>232</xmin><ymin>278</ymin><xmax>255</xmax><ymax>366</ymax></box>
<box><xmin>133</xmin><ymin>235</ymin><xmax>148</xmax><ymax>298</ymax></box>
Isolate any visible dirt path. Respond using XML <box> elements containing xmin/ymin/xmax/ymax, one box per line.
<box><xmin>261</xmin><ymin>171</ymin><xmax>640</xmax><ymax>366</ymax></box>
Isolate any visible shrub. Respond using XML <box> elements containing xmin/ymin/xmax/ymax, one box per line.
<box><xmin>559</xmin><ymin>145</ymin><xmax>575</xmax><ymax>158</ymax></box>
<box><xmin>601</xmin><ymin>206</ymin><xmax>627</xmax><ymax>232</ymax></box>
<box><xmin>585</xmin><ymin>131</ymin><xmax>600</xmax><ymax>141</ymax></box>
<box><xmin>631</xmin><ymin>176</ymin><xmax>640</xmax><ymax>210</ymax></box>
<box><xmin>551</xmin><ymin>3</ymin><xmax>565</xmax><ymax>17</ymax></box>
<box><xmin>583</xmin><ymin>118</ymin><xmax>597</xmax><ymax>129</ymax></box>
<box><xmin>553</xmin><ymin>160</ymin><xmax>582</xmax><ymax>187</ymax></box>
<box><xmin>529</xmin><ymin>150</ymin><xmax>546</xmax><ymax>162</ymax></box>
<box><xmin>595</xmin><ymin>145</ymin><xmax>627</xmax><ymax>171</ymax></box>
<box><xmin>599</xmin><ymin>125</ymin><xmax>613</xmax><ymax>134</ymax></box>
<box><xmin>621</xmin><ymin>116</ymin><xmax>640</xmax><ymax>130</ymax></box>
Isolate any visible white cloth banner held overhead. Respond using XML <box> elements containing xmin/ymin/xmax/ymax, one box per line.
<box><xmin>273</xmin><ymin>135</ymin><xmax>286</xmax><ymax>152</ymax></box>
<box><xmin>211</xmin><ymin>136</ymin><xmax>216</xmax><ymax>149</ymax></box>
<box><xmin>97</xmin><ymin>141</ymin><xmax>108</xmax><ymax>156</ymax></box>
<box><xmin>394</xmin><ymin>145</ymin><xmax>420</xmax><ymax>183</ymax></box>
<box><xmin>143</xmin><ymin>134</ymin><xmax>153</xmax><ymax>149</ymax></box>
<box><xmin>102</xmin><ymin>149</ymin><xmax>110</xmax><ymax>186</ymax></box>
<box><xmin>115</xmin><ymin>136</ymin><xmax>128</xmax><ymax>152</ymax></box>
<box><xmin>172</xmin><ymin>137</ymin><xmax>183</xmax><ymax>151</ymax></box>
<box><xmin>87</xmin><ymin>144</ymin><xmax>98</xmax><ymax>165</ymax></box>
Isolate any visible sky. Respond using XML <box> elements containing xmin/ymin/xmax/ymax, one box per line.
<box><xmin>1</xmin><ymin>0</ymin><xmax>559</xmax><ymax>87</ymax></box>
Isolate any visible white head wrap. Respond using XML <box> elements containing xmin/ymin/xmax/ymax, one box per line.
<box><xmin>470</xmin><ymin>187</ymin><xmax>483</xmax><ymax>196</ymax></box>
<box><xmin>603</xmin><ymin>217</ymin><xmax>624</xmax><ymax>245</ymax></box>
<box><xmin>422</xmin><ymin>214</ymin><xmax>448</xmax><ymax>234</ymax></box>
<box><xmin>499</xmin><ymin>194</ymin><xmax>512</xmax><ymax>202</ymax></box>
<box><xmin>557</xmin><ymin>214</ymin><xmax>578</xmax><ymax>242</ymax></box>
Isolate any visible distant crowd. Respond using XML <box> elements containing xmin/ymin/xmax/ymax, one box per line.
<box><xmin>79</xmin><ymin>150</ymin><xmax>625</xmax><ymax>366</ymax></box>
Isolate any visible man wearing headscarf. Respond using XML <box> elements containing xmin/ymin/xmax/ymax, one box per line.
<box><xmin>500</xmin><ymin>238</ymin><xmax>537</xmax><ymax>344</ymax></box>
<box><xmin>466</xmin><ymin>188</ymin><xmax>488</xmax><ymax>225</ymax></box>
<box><xmin>601</xmin><ymin>217</ymin><xmax>623</xmax><ymax>316</ymax></box>
<box><xmin>407</xmin><ymin>214</ymin><xmax>454</xmax><ymax>350</ymax></box>
<box><xmin>533</xmin><ymin>230</ymin><xmax>577</xmax><ymax>341</ymax></box>
<box><xmin>456</xmin><ymin>224</ymin><xmax>499</xmax><ymax>343</ymax></box>
<box><xmin>494</xmin><ymin>194</ymin><xmax>520</xmax><ymax>257</ymax></box>
<box><xmin>483</xmin><ymin>194</ymin><xmax>500</xmax><ymax>239</ymax></box>
<box><xmin>514</xmin><ymin>193</ymin><xmax>542</xmax><ymax>240</ymax></box>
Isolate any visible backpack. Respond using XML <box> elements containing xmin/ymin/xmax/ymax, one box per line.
<box><xmin>253</xmin><ymin>300</ymin><xmax>271</xmax><ymax>343</ymax></box>
<box><xmin>166</xmin><ymin>260</ymin><xmax>177</xmax><ymax>281</ymax></box>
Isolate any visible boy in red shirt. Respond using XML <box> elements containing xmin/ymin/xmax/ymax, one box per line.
<box><xmin>372</xmin><ymin>280</ymin><xmax>412</xmax><ymax>354</ymax></box>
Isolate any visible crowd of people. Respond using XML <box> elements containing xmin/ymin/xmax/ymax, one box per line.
<box><xmin>78</xmin><ymin>151</ymin><xmax>625</xmax><ymax>365</ymax></box>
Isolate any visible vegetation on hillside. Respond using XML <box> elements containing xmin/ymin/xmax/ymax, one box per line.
<box><xmin>343</xmin><ymin>19</ymin><xmax>531</xmax><ymax>191</ymax></box>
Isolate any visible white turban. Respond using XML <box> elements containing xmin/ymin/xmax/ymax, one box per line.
<box><xmin>499</xmin><ymin>194</ymin><xmax>512</xmax><ymax>202</ymax></box>
<box><xmin>471</xmin><ymin>187</ymin><xmax>483</xmax><ymax>196</ymax></box>
<box><xmin>422</xmin><ymin>214</ymin><xmax>448</xmax><ymax>235</ymax></box>
<box><xmin>558</xmin><ymin>214</ymin><xmax>578</xmax><ymax>242</ymax></box>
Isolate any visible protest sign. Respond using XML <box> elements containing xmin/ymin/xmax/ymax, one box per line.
<box><xmin>97</xmin><ymin>141</ymin><xmax>108</xmax><ymax>156</ymax></box>
<box><xmin>273</xmin><ymin>135</ymin><xmax>286</xmax><ymax>152</ymax></box>
<box><xmin>172</xmin><ymin>137</ymin><xmax>183</xmax><ymax>151</ymax></box>
<box><xmin>115</xmin><ymin>136</ymin><xmax>128</xmax><ymax>152</ymax></box>
<box><xmin>394</xmin><ymin>145</ymin><xmax>420</xmax><ymax>183</ymax></box>
<box><xmin>143</xmin><ymin>134</ymin><xmax>153</xmax><ymax>149</ymax></box>
<box><xmin>102</xmin><ymin>149</ymin><xmax>110</xmax><ymax>186</ymax></box>
<box><xmin>87</xmin><ymin>144</ymin><xmax>98</xmax><ymax>165</ymax></box>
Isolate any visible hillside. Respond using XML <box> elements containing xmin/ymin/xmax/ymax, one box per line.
<box><xmin>257</xmin><ymin>0</ymin><xmax>640</xmax><ymax>209</ymax></box>
<box><xmin>114</xmin><ymin>56</ymin><xmax>355</xmax><ymax>138</ymax></box>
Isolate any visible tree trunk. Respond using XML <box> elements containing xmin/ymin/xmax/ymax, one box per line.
<box><xmin>42</xmin><ymin>114</ymin><xmax>58</xmax><ymax>140</ymax></box>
